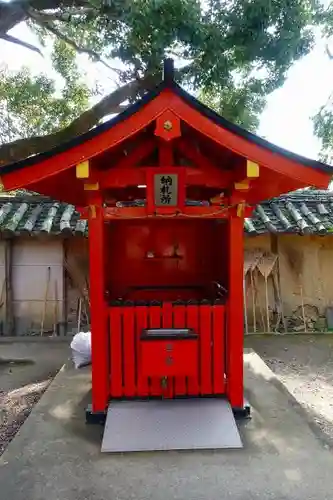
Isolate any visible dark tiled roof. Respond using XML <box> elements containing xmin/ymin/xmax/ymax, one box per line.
<box><xmin>2</xmin><ymin>61</ymin><xmax>331</xmax><ymax>176</ymax></box>
<box><xmin>1</xmin><ymin>190</ymin><xmax>333</xmax><ymax>237</ymax></box>
<box><xmin>245</xmin><ymin>190</ymin><xmax>333</xmax><ymax>235</ymax></box>
<box><xmin>0</xmin><ymin>196</ymin><xmax>87</xmax><ymax>236</ymax></box>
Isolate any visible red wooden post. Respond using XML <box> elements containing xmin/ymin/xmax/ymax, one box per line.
<box><xmin>88</xmin><ymin>193</ymin><xmax>108</xmax><ymax>412</ymax></box>
<box><xmin>227</xmin><ymin>212</ymin><xmax>244</xmax><ymax>409</ymax></box>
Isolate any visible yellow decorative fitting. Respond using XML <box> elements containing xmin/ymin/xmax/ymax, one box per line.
<box><xmin>234</xmin><ymin>179</ymin><xmax>249</xmax><ymax>191</ymax></box>
<box><xmin>76</xmin><ymin>161</ymin><xmax>90</xmax><ymax>179</ymax></box>
<box><xmin>89</xmin><ymin>205</ymin><xmax>97</xmax><ymax>219</ymax></box>
<box><xmin>246</xmin><ymin>160</ymin><xmax>259</xmax><ymax>178</ymax></box>
<box><xmin>237</xmin><ymin>202</ymin><xmax>245</xmax><ymax>218</ymax></box>
<box><xmin>163</xmin><ymin>120</ymin><xmax>173</xmax><ymax>131</ymax></box>
<box><xmin>84</xmin><ymin>182</ymin><xmax>99</xmax><ymax>191</ymax></box>
<box><xmin>0</xmin><ymin>177</ymin><xmax>4</xmax><ymax>192</ymax></box>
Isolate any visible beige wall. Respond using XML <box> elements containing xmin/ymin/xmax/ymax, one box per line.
<box><xmin>12</xmin><ymin>238</ymin><xmax>64</xmax><ymax>334</ymax></box>
<box><xmin>65</xmin><ymin>237</ymin><xmax>89</xmax><ymax>332</ymax></box>
<box><xmin>244</xmin><ymin>233</ymin><xmax>333</xmax><ymax>330</ymax></box>
<box><xmin>278</xmin><ymin>234</ymin><xmax>333</xmax><ymax>315</ymax></box>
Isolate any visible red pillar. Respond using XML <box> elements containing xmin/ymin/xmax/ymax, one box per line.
<box><xmin>88</xmin><ymin>193</ymin><xmax>108</xmax><ymax>413</ymax></box>
<box><xmin>227</xmin><ymin>213</ymin><xmax>244</xmax><ymax>409</ymax></box>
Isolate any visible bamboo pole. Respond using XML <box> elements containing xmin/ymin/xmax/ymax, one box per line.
<box><xmin>0</xmin><ymin>278</ymin><xmax>6</xmax><ymax>310</ymax></box>
<box><xmin>264</xmin><ymin>275</ymin><xmax>270</xmax><ymax>332</ymax></box>
<box><xmin>272</xmin><ymin>270</ymin><xmax>287</xmax><ymax>333</ymax></box>
<box><xmin>253</xmin><ymin>268</ymin><xmax>266</xmax><ymax>331</ymax></box>
<box><xmin>77</xmin><ymin>297</ymin><xmax>82</xmax><ymax>333</ymax></box>
<box><xmin>53</xmin><ymin>278</ymin><xmax>59</xmax><ymax>336</ymax></box>
<box><xmin>5</xmin><ymin>239</ymin><xmax>14</xmax><ymax>335</ymax></box>
<box><xmin>41</xmin><ymin>266</ymin><xmax>51</xmax><ymax>336</ymax></box>
<box><xmin>250</xmin><ymin>270</ymin><xmax>257</xmax><ymax>332</ymax></box>
<box><xmin>243</xmin><ymin>277</ymin><xmax>249</xmax><ymax>335</ymax></box>
<box><xmin>257</xmin><ymin>254</ymin><xmax>278</xmax><ymax>333</ymax></box>
<box><xmin>300</xmin><ymin>284</ymin><xmax>307</xmax><ymax>333</ymax></box>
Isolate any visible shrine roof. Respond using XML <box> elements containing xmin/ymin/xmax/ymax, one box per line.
<box><xmin>1</xmin><ymin>190</ymin><xmax>333</xmax><ymax>237</ymax></box>
<box><xmin>1</xmin><ymin>73</ymin><xmax>332</xmax><ymax>176</ymax></box>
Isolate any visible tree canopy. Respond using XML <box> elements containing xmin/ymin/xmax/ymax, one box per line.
<box><xmin>0</xmin><ymin>0</ymin><xmax>328</xmax><ymax>165</ymax></box>
<box><xmin>312</xmin><ymin>2</ymin><xmax>333</xmax><ymax>164</ymax></box>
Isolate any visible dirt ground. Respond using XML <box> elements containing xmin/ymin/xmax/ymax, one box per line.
<box><xmin>0</xmin><ymin>340</ymin><xmax>69</xmax><ymax>455</ymax></box>
<box><xmin>245</xmin><ymin>334</ymin><xmax>333</xmax><ymax>445</ymax></box>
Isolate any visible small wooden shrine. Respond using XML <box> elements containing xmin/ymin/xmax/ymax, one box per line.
<box><xmin>0</xmin><ymin>60</ymin><xmax>331</xmax><ymax>425</ymax></box>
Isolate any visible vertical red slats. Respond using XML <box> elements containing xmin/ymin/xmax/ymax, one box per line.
<box><xmin>122</xmin><ymin>306</ymin><xmax>136</xmax><ymax>397</ymax></box>
<box><xmin>149</xmin><ymin>305</ymin><xmax>162</xmax><ymax>396</ymax></box>
<box><xmin>199</xmin><ymin>304</ymin><xmax>212</xmax><ymax>395</ymax></box>
<box><xmin>173</xmin><ymin>304</ymin><xmax>187</xmax><ymax>395</ymax></box>
<box><xmin>162</xmin><ymin>302</ymin><xmax>174</xmax><ymax>397</ymax></box>
<box><xmin>109</xmin><ymin>303</ymin><xmax>226</xmax><ymax>401</ymax></box>
<box><xmin>109</xmin><ymin>307</ymin><xmax>123</xmax><ymax>397</ymax></box>
<box><xmin>135</xmin><ymin>305</ymin><xmax>150</xmax><ymax>396</ymax></box>
<box><xmin>186</xmin><ymin>304</ymin><xmax>200</xmax><ymax>396</ymax></box>
<box><xmin>212</xmin><ymin>305</ymin><xmax>225</xmax><ymax>394</ymax></box>
<box><xmin>162</xmin><ymin>302</ymin><xmax>173</xmax><ymax>328</ymax></box>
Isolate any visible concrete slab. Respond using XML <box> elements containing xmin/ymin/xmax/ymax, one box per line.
<box><xmin>102</xmin><ymin>398</ymin><xmax>242</xmax><ymax>452</ymax></box>
<box><xmin>1</xmin><ymin>350</ymin><xmax>333</xmax><ymax>500</ymax></box>
<box><xmin>0</xmin><ymin>340</ymin><xmax>70</xmax><ymax>392</ymax></box>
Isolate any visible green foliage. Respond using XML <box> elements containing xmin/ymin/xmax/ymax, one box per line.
<box><xmin>45</xmin><ymin>0</ymin><xmax>319</xmax><ymax>86</ymax></box>
<box><xmin>311</xmin><ymin>3</ymin><xmax>333</xmax><ymax>164</ymax></box>
<box><xmin>313</xmin><ymin>104</ymin><xmax>333</xmax><ymax>164</ymax></box>
<box><xmin>1</xmin><ymin>0</ymin><xmax>325</xmax><ymax>143</ymax></box>
<box><xmin>198</xmin><ymin>73</ymin><xmax>268</xmax><ymax>132</ymax></box>
<box><xmin>0</xmin><ymin>38</ymin><xmax>90</xmax><ymax>143</ymax></box>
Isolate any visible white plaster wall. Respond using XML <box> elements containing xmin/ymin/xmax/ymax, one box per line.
<box><xmin>12</xmin><ymin>238</ymin><xmax>64</xmax><ymax>334</ymax></box>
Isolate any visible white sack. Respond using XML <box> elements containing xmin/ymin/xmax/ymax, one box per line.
<box><xmin>70</xmin><ymin>331</ymin><xmax>91</xmax><ymax>368</ymax></box>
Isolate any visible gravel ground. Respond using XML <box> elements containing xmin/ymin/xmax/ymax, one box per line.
<box><xmin>0</xmin><ymin>375</ymin><xmax>51</xmax><ymax>455</ymax></box>
<box><xmin>0</xmin><ymin>341</ymin><xmax>69</xmax><ymax>455</ymax></box>
<box><xmin>245</xmin><ymin>334</ymin><xmax>333</xmax><ymax>445</ymax></box>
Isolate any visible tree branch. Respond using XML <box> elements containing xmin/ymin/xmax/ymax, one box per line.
<box><xmin>27</xmin><ymin>7</ymin><xmax>96</xmax><ymax>22</ymax></box>
<box><xmin>0</xmin><ymin>73</ymin><xmax>159</xmax><ymax>165</ymax></box>
<box><xmin>326</xmin><ymin>43</ymin><xmax>333</xmax><ymax>60</ymax></box>
<box><xmin>0</xmin><ymin>0</ymin><xmax>88</xmax><ymax>35</ymax></box>
<box><xmin>0</xmin><ymin>0</ymin><xmax>121</xmax><ymax>54</ymax></box>
<box><xmin>1</xmin><ymin>33</ymin><xmax>43</xmax><ymax>56</ymax></box>
<box><xmin>27</xmin><ymin>8</ymin><xmax>121</xmax><ymax>72</ymax></box>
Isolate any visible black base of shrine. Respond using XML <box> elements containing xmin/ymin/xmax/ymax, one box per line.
<box><xmin>85</xmin><ymin>404</ymin><xmax>107</xmax><ymax>425</ymax></box>
<box><xmin>86</xmin><ymin>398</ymin><xmax>251</xmax><ymax>424</ymax></box>
<box><xmin>232</xmin><ymin>402</ymin><xmax>251</xmax><ymax>420</ymax></box>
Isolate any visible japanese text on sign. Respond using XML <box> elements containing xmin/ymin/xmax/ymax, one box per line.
<box><xmin>154</xmin><ymin>174</ymin><xmax>178</xmax><ymax>206</ymax></box>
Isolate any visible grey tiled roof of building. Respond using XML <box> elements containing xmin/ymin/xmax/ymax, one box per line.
<box><xmin>0</xmin><ymin>196</ymin><xmax>87</xmax><ymax>236</ymax></box>
<box><xmin>245</xmin><ymin>190</ymin><xmax>333</xmax><ymax>235</ymax></box>
<box><xmin>0</xmin><ymin>190</ymin><xmax>333</xmax><ymax>236</ymax></box>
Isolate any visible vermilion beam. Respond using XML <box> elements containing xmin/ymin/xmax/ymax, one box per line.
<box><xmin>99</xmin><ymin>165</ymin><xmax>231</xmax><ymax>190</ymax></box>
<box><xmin>114</xmin><ymin>139</ymin><xmax>156</xmax><ymax>169</ymax></box>
<box><xmin>103</xmin><ymin>205</ymin><xmax>252</xmax><ymax>219</ymax></box>
<box><xmin>158</xmin><ymin>141</ymin><xmax>174</xmax><ymax>166</ymax></box>
<box><xmin>177</xmin><ymin>139</ymin><xmax>232</xmax><ymax>187</ymax></box>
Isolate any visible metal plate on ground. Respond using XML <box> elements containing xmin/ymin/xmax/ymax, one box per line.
<box><xmin>101</xmin><ymin>398</ymin><xmax>243</xmax><ymax>452</ymax></box>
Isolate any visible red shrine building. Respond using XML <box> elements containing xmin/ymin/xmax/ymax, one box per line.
<box><xmin>0</xmin><ymin>60</ymin><xmax>332</xmax><ymax>437</ymax></box>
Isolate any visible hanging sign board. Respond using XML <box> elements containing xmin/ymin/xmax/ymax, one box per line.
<box><xmin>146</xmin><ymin>167</ymin><xmax>185</xmax><ymax>214</ymax></box>
<box><xmin>154</xmin><ymin>174</ymin><xmax>178</xmax><ymax>206</ymax></box>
